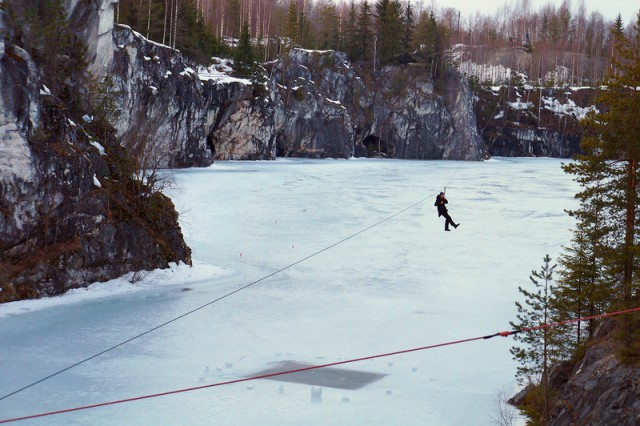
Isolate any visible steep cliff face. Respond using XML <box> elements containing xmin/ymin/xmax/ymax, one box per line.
<box><xmin>0</xmin><ymin>0</ymin><xmax>191</xmax><ymax>302</ymax></box>
<box><xmin>269</xmin><ymin>49</ymin><xmax>486</xmax><ymax>160</ymax></box>
<box><xmin>547</xmin><ymin>321</ymin><xmax>640</xmax><ymax>425</ymax></box>
<box><xmin>107</xmin><ymin>26</ymin><xmax>276</xmax><ymax>165</ymax></box>
<box><xmin>371</xmin><ymin>66</ymin><xmax>485</xmax><ymax>160</ymax></box>
<box><xmin>64</xmin><ymin>3</ymin><xmax>580</xmax><ymax>166</ymax></box>
<box><xmin>109</xmin><ymin>38</ymin><xmax>486</xmax><ymax>163</ymax></box>
<box><xmin>270</xmin><ymin>49</ymin><xmax>360</xmax><ymax>158</ymax></box>
<box><xmin>475</xmin><ymin>85</ymin><xmax>590</xmax><ymax>158</ymax></box>
<box><xmin>508</xmin><ymin>320</ymin><xmax>640</xmax><ymax>425</ymax></box>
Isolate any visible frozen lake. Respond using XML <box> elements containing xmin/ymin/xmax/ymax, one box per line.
<box><xmin>0</xmin><ymin>157</ymin><xmax>579</xmax><ymax>425</ymax></box>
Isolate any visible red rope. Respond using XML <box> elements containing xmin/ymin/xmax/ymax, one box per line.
<box><xmin>2</xmin><ymin>306</ymin><xmax>639</xmax><ymax>424</ymax></box>
<box><xmin>483</xmin><ymin>305</ymin><xmax>640</xmax><ymax>338</ymax></box>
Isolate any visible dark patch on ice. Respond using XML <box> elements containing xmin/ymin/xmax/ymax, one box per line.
<box><xmin>252</xmin><ymin>361</ymin><xmax>386</xmax><ymax>390</ymax></box>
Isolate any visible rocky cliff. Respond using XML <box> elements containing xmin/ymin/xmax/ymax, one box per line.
<box><xmin>106</xmin><ymin>25</ymin><xmax>276</xmax><ymax>165</ymax></box>
<box><xmin>474</xmin><ymin>84</ymin><xmax>592</xmax><ymax>158</ymax></box>
<box><xmin>548</xmin><ymin>321</ymin><xmax>640</xmax><ymax>425</ymax></box>
<box><xmin>268</xmin><ymin>50</ymin><xmax>486</xmax><ymax>160</ymax></box>
<box><xmin>96</xmin><ymin>13</ymin><xmax>486</xmax><ymax>163</ymax></box>
<box><xmin>509</xmin><ymin>320</ymin><xmax>640</xmax><ymax>425</ymax></box>
<box><xmin>0</xmin><ymin>0</ymin><xmax>191</xmax><ymax>302</ymax></box>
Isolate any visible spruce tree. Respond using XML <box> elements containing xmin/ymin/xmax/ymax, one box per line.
<box><xmin>24</xmin><ymin>0</ymin><xmax>87</xmax><ymax>97</ymax></box>
<box><xmin>356</xmin><ymin>0</ymin><xmax>372</xmax><ymax>61</ymax></box>
<box><xmin>413</xmin><ymin>10</ymin><xmax>442</xmax><ymax>79</ymax></box>
<box><xmin>284</xmin><ymin>0</ymin><xmax>299</xmax><ymax>47</ymax></box>
<box><xmin>374</xmin><ymin>0</ymin><xmax>403</xmax><ymax>64</ymax></box>
<box><xmin>234</xmin><ymin>21</ymin><xmax>257</xmax><ymax>77</ymax></box>
<box><xmin>403</xmin><ymin>1</ymin><xmax>414</xmax><ymax>56</ymax></box>
<box><xmin>610</xmin><ymin>14</ymin><xmax>625</xmax><ymax>77</ymax></box>
<box><xmin>298</xmin><ymin>5</ymin><xmax>313</xmax><ymax>48</ymax></box>
<box><xmin>345</xmin><ymin>0</ymin><xmax>358</xmax><ymax>59</ymax></box>
<box><xmin>317</xmin><ymin>4</ymin><xmax>339</xmax><ymax>50</ymax></box>
<box><xmin>511</xmin><ymin>255</ymin><xmax>560</xmax><ymax>383</ymax></box>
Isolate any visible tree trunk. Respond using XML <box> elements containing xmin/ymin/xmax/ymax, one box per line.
<box><xmin>622</xmin><ymin>159</ymin><xmax>637</xmax><ymax>343</ymax></box>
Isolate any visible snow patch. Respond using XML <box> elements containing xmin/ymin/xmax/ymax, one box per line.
<box><xmin>542</xmin><ymin>97</ymin><xmax>598</xmax><ymax>120</ymax></box>
<box><xmin>299</xmin><ymin>48</ymin><xmax>332</xmax><ymax>54</ymax></box>
<box><xmin>506</xmin><ymin>100</ymin><xmax>533</xmax><ymax>110</ymax></box>
<box><xmin>0</xmin><ymin>262</ymin><xmax>229</xmax><ymax>319</ymax></box>
<box><xmin>179</xmin><ymin>67</ymin><xmax>196</xmax><ymax>77</ymax></box>
<box><xmin>90</xmin><ymin>140</ymin><xmax>106</xmax><ymax>156</ymax></box>
<box><xmin>197</xmin><ymin>63</ymin><xmax>251</xmax><ymax>85</ymax></box>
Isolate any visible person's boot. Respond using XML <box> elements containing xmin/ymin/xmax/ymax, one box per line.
<box><xmin>454</xmin><ymin>223</ymin><xmax>459</xmax><ymax>228</ymax></box>
<box><xmin>445</xmin><ymin>227</ymin><xmax>450</xmax><ymax>231</ymax></box>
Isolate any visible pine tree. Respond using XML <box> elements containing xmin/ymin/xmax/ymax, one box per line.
<box><xmin>563</xmin><ymin>13</ymin><xmax>640</xmax><ymax>357</ymax></box>
<box><xmin>558</xmin><ymin>156</ymin><xmax>613</xmax><ymax>345</ymax></box>
<box><xmin>510</xmin><ymin>255</ymin><xmax>564</xmax><ymax>423</ymax></box>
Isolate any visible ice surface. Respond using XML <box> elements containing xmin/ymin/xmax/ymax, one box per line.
<box><xmin>0</xmin><ymin>157</ymin><xmax>578</xmax><ymax>425</ymax></box>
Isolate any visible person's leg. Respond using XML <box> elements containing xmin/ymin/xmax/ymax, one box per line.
<box><xmin>444</xmin><ymin>213</ymin><xmax>458</xmax><ymax>230</ymax></box>
<box><xmin>443</xmin><ymin>212</ymin><xmax>453</xmax><ymax>230</ymax></box>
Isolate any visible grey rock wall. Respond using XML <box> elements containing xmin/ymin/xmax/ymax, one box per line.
<box><xmin>269</xmin><ymin>49</ymin><xmax>486</xmax><ymax>160</ymax></box>
<box><xmin>515</xmin><ymin>320</ymin><xmax>640</xmax><ymax>425</ymax></box>
<box><xmin>107</xmin><ymin>25</ymin><xmax>275</xmax><ymax>165</ymax></box>
<box><xmin>0</xmin><ymin>0</ymin><xmax>191</xmax><ymax>302</ymax></box>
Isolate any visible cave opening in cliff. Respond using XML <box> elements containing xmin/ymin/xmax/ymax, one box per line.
<box><xmin>363</xmin><ymin>135</ymin><xmax>392</xmax><ymax>158</ymax></box>
<box><xmin>206</xmin><ymin>134</ymin><xmax>216</xmax><ymax>158</ymax></box>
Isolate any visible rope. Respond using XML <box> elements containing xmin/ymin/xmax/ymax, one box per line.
<box><xmin>2</xmin><ymin>306</ymin><xmax>639</xmax><ymax>424</ymax></box>
<box><xmin>443</xmin><ymin>157</ymin><xmax>467</xmax><ymax>193</ymax></box>
<box><xmin>0</xmin><ymin>193</ymin><xmax>436</xmax><ymax>403</ymax></box>
<box><xmin>443</xmin><ymin>168</ymin><xmax>459</xmax><ymax>193</ymax></box>
<box><xmin>482</xmin><ymin>306</ymin><xmax>640</xmax><ymax>339</ymax></box>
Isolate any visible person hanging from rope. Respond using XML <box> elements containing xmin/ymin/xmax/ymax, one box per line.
<box><xmin>434</xmin><ymin>191</ymin><xmax>459</xmax><ymax>231</ymax></box>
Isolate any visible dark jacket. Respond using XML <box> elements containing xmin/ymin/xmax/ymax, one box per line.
<box><xmin>434</xmin><ymin>194</ymin><xmax>448</xmax><ymax>216</ymax></box>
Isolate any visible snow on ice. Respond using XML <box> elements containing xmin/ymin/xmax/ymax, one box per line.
<box><xmin>0</xmin><ymin>158</ymin><xmax>579</xmax><ymax>425</ymax></box>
